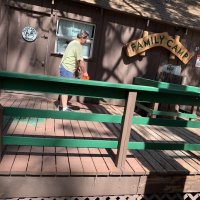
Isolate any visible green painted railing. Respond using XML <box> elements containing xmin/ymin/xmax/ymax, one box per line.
<box><xmin>136</xmin><ymin>102</ymin><xmax>197</xmax><ymax>119</ymax></box>
<box><xmin>3</xmin><ymin>107</ymin><xmax>200</xmax><ymax>128</ymax></box>
<box><xmin>134</xmin><ymin>77</ymin><xmax>200</xmax><ymax>120</ymax></box>
<box><xmin>0</xmin><ymin>71</ymin><xmax>200</xmax><ymax>167</ymax></box>
<box><xmin>3</xmin><ymin>136</ymin><xmax>200</xmax><ymax>151</ymax></box>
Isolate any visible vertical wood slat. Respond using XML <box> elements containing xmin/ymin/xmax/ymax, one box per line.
<box><xmin>116</xmin><ymin>91</ymin><xmax>137</xmax><ymax>168</ymax></box>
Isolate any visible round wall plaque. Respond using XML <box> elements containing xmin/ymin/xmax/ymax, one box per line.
<box><xmin>22</xmin><ymin>26</ymin><xmax>37</xmax><ymax>42</ymax></box>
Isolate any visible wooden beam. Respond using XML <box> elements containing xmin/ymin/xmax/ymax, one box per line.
<box><xmin>116</xmin><ymin>91</ymin><xmax>137</xmax><ymax>168</ymax></box>
<box><xmin>0</xmin><ymin>176</ymin><xmax>140</xmax><ymax>198</ymax></box>
<box><xmin>0</xmin><ymin>175</ymin><xmax>200</xmax><ymax>198</ymax></box>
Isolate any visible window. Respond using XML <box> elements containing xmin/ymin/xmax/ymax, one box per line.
<box><xmin>55</xmin><ymin>18</ymin><xmax>96</xmax><ymax>59</ymax></box>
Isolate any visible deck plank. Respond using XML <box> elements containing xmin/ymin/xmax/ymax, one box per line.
<box><xmin>65</xmin><ymin>120</ymin><xmax>84</xmax><ymax>175</ymax></box>
<box><xmin>105</xmin><ymin>104</ymin><xmax>153</xmax><ymax>175</ymax></box>
<box><xmin>142</xmin><ymin>126</ymin><xmax>188</xmax><ymax>173</ymax></box>
<box><xmin>11</xmin><ymin>146</ymin><xmax>31</xmax><ymax>175</ymax></box>
<box><xmin>2</xmin><ymin>97</ymin><xmax>27</xmax><ymax>175</ymax></box>
<box><xmin>172</xmin><ymin>127</ymin><xmax>200</xmax><ymax>158</ymax></box>
<box><xmin>72</xmin><ymin>117</ymin><xmax>97</xmax><ymax>175</ymax></box>
<box><xmin>45</xmin><ymin>101</ymin><xmax>55</xmax><ymax>136</ymax></box>
<box><xmin>41</xmin><ymin>101</ymin><xmax>56</xmax><ymax>175</ymax></box>
<box><xmin>35</xmin><ymin>100</ymin><xmax>47</xmax><ymax>136</ymax></box>
<box><xmin>3</xmin><ymin>98</ymin><xmax>24</xmax><ymax>135</ymax></box>
<box><xmin>0</xmin><ymin>145</ymin><xmax>18</xmax><ymax>175</ymax></box>
<box><xmin>134</xmin><ymin>125</ymin><xmax>181</xmax><ymax>173</ymax></box>
<box><xmin>1</xmin><ymin>96</ymin><xmax>17</xmax><ymax>136</ymax></box>
<box><xmin>79</xmin><ymin>104</ymin><xmax>110</xmax><ymax>175</ymax></box>
<box><xmin>63</xmin><ymin>119</ymin><xmax>84</xmax><ymax>174</ymax></box>
<box><xmin>42</xmin><ymin>147</ymin><xmax>56</xmax><ymax>175</ymax></box>
<box><xmin>55</xmin><ymin>147</ymin><xmax>70</xmax><ymax>175</ymax></box>
<box><xmin>105</xmin><ymin>103</ymin><xmax>168</xmax><ymax>175</ymax></box>
<box><xmin>81</xmin><ymin>104</ymin><xmax>123</xmax><ymax>175</ymax></box>
<box><xmin>27</xmin><ymin>146</ymin><xmax>43</xmax><ymax>175</ymax></box>
<box><xmin>106</xmin><ymin>104</ymin><xmax>167</xmax><ymax>174</ymax></box>
<box><xmin>154</xmin><ymin>126</ymin><xmax>200</xmax><ymax>172</ymax></box>
<box><xmin>12</xmin><ymin>98</ymin><xmax>30</xmax><ymax>135</ymax></box>
<box><xmin>11</xmin><ymin>98</ymin><xmax>38</xmax><ymax>175</ymax></box>
<box><xmin>91</xmin><ymin>104</ymin><xmax>138</xmax><ymax>175</ymax></box>
<box><xmin>20</xmin><ymin>98</ymin><xmax>37</xmax><ymax>135</ymax></box>
<box><xmin>26</xmin><ymin>99</ymin><xmax>45</xmax><ymax>175</ymax></box>
<box><xmin>88</xmin><ymin>104</ymin><xmax>134</xmax><ymax>174</ymax></box>
<box><xmin>1</xmin><ymin>96</ymin><xmax>14</xmax><ymax>130</ymax></box>
<box><xmin>163</xmin><ymin>126</ymin><xmax>200</xmax><ymax>163</ymax></box>
<box><xmin>146</xmin><ymin>125</ymin><xmax>199</xmax><ymax>174</ymax></box>
<box><xmin>1</xmin><ymin>93</ymin><xmax>200</xmax><ymax>178</ymax></box>
<box><xmin>111</xmin><ymin>105</ymin><xmax>200</xmax><ymax>174</ymax></box>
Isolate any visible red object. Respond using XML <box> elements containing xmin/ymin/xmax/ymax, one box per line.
<box><xmin>81</xmin><ymin>75</ymin><xmax>90</xmax><ymax>80</ymax></box>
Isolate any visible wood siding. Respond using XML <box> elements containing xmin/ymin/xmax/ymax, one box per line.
<box><xmin>1</xmin><ymin>0</ymin><xmax>200</xmax><ymax>103</ymax></box>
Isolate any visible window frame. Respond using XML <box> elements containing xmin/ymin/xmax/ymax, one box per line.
<box><xmin>55</xmin><ymin>18</ymin><xmax>96</xmax><ymax>59</ymax></box>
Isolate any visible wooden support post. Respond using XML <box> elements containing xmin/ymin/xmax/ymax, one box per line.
<box><xmin>116</xmin><ymin>92</ymin><xmax>137</xmax><ymax>168</ymax></box>
<box><xmin>151</xmin><ymin>102</ymin><xmax>159</xmax><ymax>118</ymax></box>
<box><xmin>0</xmin><ymin>104</ymin><xmax>3</xmax><ymax>161</ymax></box>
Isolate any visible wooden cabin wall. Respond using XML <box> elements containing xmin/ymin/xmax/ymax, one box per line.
<box><xmin>1</xmin><ymin>0</ymin><xmax>200</xmax><ymax>104</ymax></box>
<box><xmin>182</xmin><ymin>29</ymin><xmax>200</xmax><ymax>86</ymax></box>
<box><xmin>47</xmin><ymin>0</ymin><xmax>102</xmax><ymax>78</ymax></box>
<box><xmin>1</xmin><ymin>0</ymin><xmax>52</xmax><ymax>75</ymax></box>
<box><xmin>0</xmin><ymin>0</ymin><xmax>9</xmax><ymax>71</ymax></box>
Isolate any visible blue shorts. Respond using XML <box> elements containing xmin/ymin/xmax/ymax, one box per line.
<box><xmin>60</xmin><ymin>64</ymin><xmax>74</xmax><ymax>78</ymax></box>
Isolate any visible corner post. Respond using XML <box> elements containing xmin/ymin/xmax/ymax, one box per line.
<box><xmin>116</xmin><ymin>91</ymin><xmax>137</xmax><ymax>168</ymax></box>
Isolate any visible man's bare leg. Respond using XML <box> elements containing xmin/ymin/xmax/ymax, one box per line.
<box><xmin>60</xmin><ymin>95</ymin><xmax>68</xmax><ymax>110</ymax></box>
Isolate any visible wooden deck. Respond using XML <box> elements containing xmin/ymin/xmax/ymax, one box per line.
<box><xmin>0</xmin><ymin>93</ymin><xmax>200</xmax><ymax>198</ymax></box>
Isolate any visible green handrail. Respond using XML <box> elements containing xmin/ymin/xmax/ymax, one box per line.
<box><xmin>1</xmin><ymin>71</ymin><xmax>200</xmax><ymax>156</ymax></box>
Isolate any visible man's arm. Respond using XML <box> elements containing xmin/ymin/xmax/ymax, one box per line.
<box><xmin>78</xmin><ymin>60</ymin><xmax>88</xmax><ymax>76</ymax></box>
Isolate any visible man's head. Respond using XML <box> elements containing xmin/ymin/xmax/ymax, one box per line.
<box><xmin>77</xmin><ymin>30</ymin><xmax>89</xmax><ymax>44</ymax></box>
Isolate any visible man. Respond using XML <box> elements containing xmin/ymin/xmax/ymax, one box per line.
<box><xmin>59</xmin><ymin>29</ymin><xmax>89</xmax><ymax>111</ymax></box>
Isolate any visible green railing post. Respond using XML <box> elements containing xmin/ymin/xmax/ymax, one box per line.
<box><xmin>116</xmin><ymin>91</ymin><xmax>137</xmax><ymax>168</ymax></box>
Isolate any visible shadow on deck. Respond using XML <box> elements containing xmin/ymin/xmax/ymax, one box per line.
<box><xmin>0</xmin><ymin>93</ymin><xmax>200</xmax><ymax>198</ymax></box>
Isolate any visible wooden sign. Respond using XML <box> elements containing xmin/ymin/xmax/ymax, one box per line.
<box><xmin>126</xmin><ymin>32</ymin><xmax>193</xmax><ymax>64</ymax></box>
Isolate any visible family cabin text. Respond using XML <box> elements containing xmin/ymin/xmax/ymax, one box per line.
<box><xmin>126</xmin><ymin>32</ymin><xmax>193</xmax><ymax>64</ymax></box>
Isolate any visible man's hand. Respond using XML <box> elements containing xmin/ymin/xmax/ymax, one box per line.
<box><xmin>81</xmin><ymin>74</ymin><xmax>90</xmax><ymax>80</ymax></box>
<box><xmin>78</xmin><ymin>61</ymin><xmax>89</xmax><ymax>80</ymax></box>
<box><xmin>81</xmin><ymin>72</ymin><xmax>89</xmax><ymax>80</ymax></box>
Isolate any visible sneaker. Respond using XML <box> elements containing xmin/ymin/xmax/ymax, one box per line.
<box><xmin>63</xmin><ymin>107</ymin><xmax>73</xmax><ymax>112</ymax></box>
<box><xmin>56</xmin><ymin>105</ymin><xmax>62</xmax><ymax>111</ymax></box>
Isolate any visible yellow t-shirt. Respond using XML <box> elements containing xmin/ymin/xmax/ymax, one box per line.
<box><xmin>60</xmin><ymin>40</ymin><xmax>83</xmax><ymax>73</ymax></box>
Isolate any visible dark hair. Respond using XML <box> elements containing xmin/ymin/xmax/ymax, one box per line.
<box><xmin>77</xmin><ymin>30</ymin><xmax>89</xmax><ymax>38</ymax></box>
